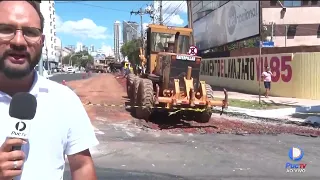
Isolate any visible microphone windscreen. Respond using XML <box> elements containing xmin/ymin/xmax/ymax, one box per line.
<box><xmin>9</xmin><ymin>92</ymin><xmax>37</xmax><ymax>120</ymax></box>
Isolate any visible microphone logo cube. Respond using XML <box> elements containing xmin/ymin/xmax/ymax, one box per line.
<box><xmin>8</xmin><ymin>118</ymin><xmax>31</xmax><ymax>140</ymax></box>
<box><xmin>15</xmin><ymin>121</ymin><xmax>27</xmax><ymax>131</ymax></box>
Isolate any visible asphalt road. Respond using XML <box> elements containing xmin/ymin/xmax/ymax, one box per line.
<box><xmin>49</xmin><ymin>72</ymin><xmax>94</xmax><ymax>83</ymax></box>
<box><xmin>63</xmin><ymin>120</ymin><xmax>320</xmax><ymax>180</ymax></box>
<box><xmin>57</xmin><ymin>73</ymin><xmax>320</xmax><ymax>180</ymax></box>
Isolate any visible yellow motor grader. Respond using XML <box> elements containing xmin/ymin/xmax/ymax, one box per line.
<box><xmin>126</xmin><ymin>24</ymin><xmax>228</xmax><ymax>123</ymax></box>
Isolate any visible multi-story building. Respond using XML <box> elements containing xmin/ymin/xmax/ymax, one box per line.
<box><xmin>90</xmin><ymin>45</ymin><xmax>95</xmax><ymax>52</ymax></box>
<box><xmin>75</xmin><ymin>42</ymin><xmax>83</xmax><ymax>52</ymax></box>
<box><xmin>39</xmin><ymin>0</ymin><xmax>57</xmax><ymax>61</ymax></box>
<box><xmin>55</xmin><ymin>37</ymin><xmax>62</xmax><ymax>63</ymax></box>
<box><xmin>67</xmin><ymin>45</ymin><xmax>76</xmax><ymax>51</ymax></box>
<box><xmin>192</xmin><ymin>0</ymin><xmax>320</xmax><ymax>52</ymax></box>
<box><xmin>262</xmin><ymin>1</ymin><xmax>320</xmax><ymax>47</ymax></box>
<box><xmin>114</xmin><ymin>21</ymin><xmax>121</xmax><ymax>61</ymax></box>
<box><xmin>122</xmin><ymin>21</ymin><xmax>139</xmax><ymax>44</ymax></box>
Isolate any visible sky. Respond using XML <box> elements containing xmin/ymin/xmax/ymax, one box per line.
<box><xmin>55</xmin><ymin>1</ymin><xmax>188</xmax><ymax>55</ymax></box>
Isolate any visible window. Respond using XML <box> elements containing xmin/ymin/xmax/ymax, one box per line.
<box><xmin>283</xmin><ymin>0</ymin><xmax>302</xmax><ymax>7</ymax></box>
<box><xmin>317</xmin><ymin>25</ymin><xmax>320</xmax><ymax>38</ymax></box>
<box><xmin>54</xmin><ymin>25</ymin><xmax>56</xmax><ymax>29</ymax></box>
<box><xmin>51</xmin><ymin>44</ymin><xmax>53</xmax><ymax>48</ymax></box>
<box><xmin>51</xmin><ymin>37</ymin><xmax>53</xmax><ymax>41</ymax></box>
<box><xmin>53</xmin><ymin>10</ymin><xmax>55</xmax><ymax>15</ymax></box>
<box><xmin>50</xmin><ymin>29</ymin><xmax>52</xmax><ymax>33</ymax></box>
<box><xmin>51</xmin><ymin>51</ymin><xmax>54</xmax><ymax>55</ymax></box>
<box><xmin>50</xmin><ymin>22</ymin><xmax>52</xmax><ymax>26</ymax></box>
<box><xmin>53</xmin><ymin>18</ymin><xmax>55</xmax><ymax>22</ymax></box>
<box><xmin>50</xmin><ymin>14</ymin><xmax>52</xmax><ymax>19</ymax></box>
<box><xmin>150</xmin><ymin>32</ymin><xmax>190</xmax><ymax>54</ymax></box>
<box><xmin>54</xmin><ymin>32</ymin><xmax>56</xmax><ymax>36</ymax></box>
<box><xmin>54</xmin><ymin>39</ymin><xmax>56</xmax><ymax>43</ymax></box>
<box><xmin>49</xmin><ymin>7</ymin><xmax>51</xmax><ymax>11</ymax></box>
<box><xmin>287</xmin><ymin>25</ymin><xmax>297</xmax><ymax>37</ymax></box>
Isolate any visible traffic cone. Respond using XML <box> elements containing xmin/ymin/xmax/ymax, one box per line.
<box><xmin>62</xmin><ymin>80</ymin><xmax>66</xmax><ymax>85</ymax></box>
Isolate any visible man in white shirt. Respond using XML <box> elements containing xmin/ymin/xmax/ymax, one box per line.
<box><xmin>0</xmin><ymin>1</ymin><xmax>98</xmax><ymax>180</ymax></box>
<box><xmin>261</xmin><ymin>66</ymin><xmax>273</xmax><ymax>98</ymax></box>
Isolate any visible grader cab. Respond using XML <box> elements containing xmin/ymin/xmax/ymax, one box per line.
<box><xmin>126</xmin><ymin>24</ymin><xmax>228</xmax><ymax>122</ymax></box>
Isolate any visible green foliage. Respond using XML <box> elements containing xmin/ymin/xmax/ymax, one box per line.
<box><xmin>62</xmin><ymin>50</ymin><xmax>94</xmax><ymax>68</ymax></box>
<box><xmin>120</xmin><ymin>39</ymin><xmax>141</xmax><ymax>65</ymax></box>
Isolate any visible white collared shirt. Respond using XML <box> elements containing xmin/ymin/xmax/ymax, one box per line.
<box><xmin>0</xmin><ymin>72</ymin><xmax>99</xmax><ymax>180</ymax></box>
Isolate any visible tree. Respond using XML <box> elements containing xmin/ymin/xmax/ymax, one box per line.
<box><xmin>62</xmin><ymin>51</ymin><xmax>94</xmax><ymax>68</ymax></box>
<box><xmin>121</xmin><ymin>39</ymin><xmax>141</xmax><ymax>66</ymax></box>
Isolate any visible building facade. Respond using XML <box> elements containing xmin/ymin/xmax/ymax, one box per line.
<box><xmin>192</xmin><ymin>0</ymin><xmax>320</xmax><ymax>53</ymax></box>
<box><xmin>40</xmin><ymin>0</ymin><xmax>57</xmax><ymax>61</ymax></box>
<box><xmin>262</xmin><ymin>1</ymin><xmax>320</xmax><ymax>47</ymax></box>
<box><xmin>114</xmin><ymin>21</ymin><xmax>121</xmax><ymax>60</ymax></box>
<box><xmin>122</xmin><ymin>21</ymin><xmax>139</xmax><ymax>44</ymax></box>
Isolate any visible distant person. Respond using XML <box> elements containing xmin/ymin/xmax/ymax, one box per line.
<box><xmin>261</xmin><ymin>66</ymin><xmax>273</xmax><ymax>98</ymax></box>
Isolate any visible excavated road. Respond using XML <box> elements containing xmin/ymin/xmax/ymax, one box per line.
<box><xmin>66</xmin><ymin>73</ymin><xmax>320</xmax><ymax>136</ymax></box>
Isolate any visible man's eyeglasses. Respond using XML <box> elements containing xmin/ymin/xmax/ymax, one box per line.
<box><xmin>0</xmin><ymin>24</ymin><xmax>42</xmax><ymax>43</ymax></box>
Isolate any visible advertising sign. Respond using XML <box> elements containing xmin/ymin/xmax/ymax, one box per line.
<box><xmin>193</xmin><ymin>1</ymin><xmax>260</xmax><ymax>50</ymax></box>
<box><xmin>200</xmin><ymin>54</ymin><xmax>293</xmax><ymax>83</ymax></box>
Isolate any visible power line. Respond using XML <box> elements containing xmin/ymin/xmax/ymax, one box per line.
<box><xmin>55</xmin><ymin>1</ymin><xmax>130</xmax><ymax>13</ymax></box>
<box><xmin>163</xmin><ymin>1</ymin><xmax>184</xmax><ymax>25</ymax></box>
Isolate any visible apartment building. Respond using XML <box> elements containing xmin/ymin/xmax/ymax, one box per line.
<box><xmin>114</xmin><ymin>21</ymin><xmax>121</xmax><ymax>61</ymax></box>
<box><xmin>123</xmin><ymin>21</ymin><xmax>139</xmax><ymax>44</ymax></box>
<box><xmin>192</xmin><ymin>0</ymin><xmax>320</xmax><ymax>51</ymax></box>
<box><xmin>40</xmin><ymin>0</ymin><xmax>57</xmax><ymax>61</ymax></box>
<box><xmin>262</xmin><ymin>0</ymin><xmax>320</xmax><ymax>47</ymax></box>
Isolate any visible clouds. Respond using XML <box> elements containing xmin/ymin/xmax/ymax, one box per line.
<box><xmin>161</xmin><ymin>1</ymin><xmax>187</xmax><ymax>25</ymax></box>
<box><xmin>56</xmin><ymin>15</ymin><xmax>112</xmax><ymax>40</ymax></box>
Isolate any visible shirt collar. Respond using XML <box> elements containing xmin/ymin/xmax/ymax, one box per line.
<box><xmin>0</xmin><ymin>70</ymin><xmax>49</xmax><ymax>100</ymax></box>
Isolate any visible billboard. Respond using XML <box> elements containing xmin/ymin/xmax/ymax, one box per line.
<box><xmin>193</xmin><ymin>1</ymin><xmax>260</xmax><ymax>50</ymax></box>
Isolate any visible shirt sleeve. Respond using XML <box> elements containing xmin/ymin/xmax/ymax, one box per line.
<box><xmin>64</xmin><ymin>90</ymin><xmax>99</xmax><ymax>156</ymax></box>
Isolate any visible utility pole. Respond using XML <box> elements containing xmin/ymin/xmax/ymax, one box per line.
<box><xmin>159</xmin><ymin>0</ymin><xmax>163</xmax><ymax>25</ymax></box>
<box><xmin>130</xmin><ymin>8</ymin><xmax>153</xmax><ymax>48</ymax></box>
<box><xmin>187</xmin><ymin>0</ymin><xmax>194</xmax><ymax>46</ymax></box>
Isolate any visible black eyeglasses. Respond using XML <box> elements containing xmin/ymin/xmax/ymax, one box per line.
<box><xmin>0</xmin><ymin>24</ymin><xmax>42</xmax><ymax>43</ymax></box>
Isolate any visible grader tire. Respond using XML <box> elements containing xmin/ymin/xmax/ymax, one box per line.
<box><xmin>130</xmin><ymin>77</ymin><xmax>141</xmax><ymax>107</ymax></box>
<box><xmin>135</xmin><ymin>79</ymin><xmax>154</xmax><ymax>120</ymax></box>
<box><xmin>126</xmin><ymin>74</ymin><xmax>136</xmax><ymax>98</ymax></box>
<box><xmin>197</xmin><ymin>84</ymin><xmax>214</xmax><ymax>123</ymax></box>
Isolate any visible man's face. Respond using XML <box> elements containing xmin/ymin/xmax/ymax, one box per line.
<box><xmin>0</xmin><ymin>1</ymin><xmax>44</xmax><ymax>79</ymax></box>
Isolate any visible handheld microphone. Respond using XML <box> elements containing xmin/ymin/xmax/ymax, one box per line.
<box><xmin>8</xmin><ymin>92</ymin><xmax>37</xmax><ymax>151</ymax></box>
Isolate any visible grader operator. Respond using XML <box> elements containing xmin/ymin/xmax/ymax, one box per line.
<box><xmin>126</xmin><ymin>24</ymin><xmax>228</xmax><ymax>123</ymax></box>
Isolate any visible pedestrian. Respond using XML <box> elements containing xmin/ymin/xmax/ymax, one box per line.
<box><xmin>0</xmin><ymin>1</ymin><xmax>98</xmax><ymax>180</ymax></box>
<box><xmin>261</xmin><ymin>66</ymin><xmax>273</xmax><ymax>98</ymax></box>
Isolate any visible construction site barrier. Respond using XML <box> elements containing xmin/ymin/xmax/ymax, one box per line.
<box><xmin>200</xmin><ymin>52</ymin><xmax>320</xmax><ymax>100</ymax></box>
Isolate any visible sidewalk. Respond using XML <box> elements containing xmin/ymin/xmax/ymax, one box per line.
<box><xmin>212</xmin><ymin>88</ymin><xmax>320</xmax><ymax>125</ymax></box>
<box><xmin>213</xmin><ymin>89</ymin><xmax>320</xmax><ymax>107</ymax></box>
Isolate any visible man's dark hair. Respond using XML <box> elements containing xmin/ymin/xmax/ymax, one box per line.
<box><xmin>27</xmin><ymin>1</ymin><xmax>45</xmax><ymax>32</ymax></box>
<box><xmin>0</xmin><ymin>1</ymin><xmax>45</xmax><ymax>32</ymax></box>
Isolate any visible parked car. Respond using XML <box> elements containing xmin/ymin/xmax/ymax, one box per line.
<box><xmin>66</xmin><ymin>67</ymin><xmax>76</xmax><ymax>74</ymax></box>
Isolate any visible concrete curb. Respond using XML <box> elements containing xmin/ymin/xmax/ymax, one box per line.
<box><xmin>212</xmin><ymin>106</ymin><xmax>320</xmax><ymax>127</ymax></box>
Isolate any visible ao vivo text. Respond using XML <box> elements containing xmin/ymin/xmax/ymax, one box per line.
<box><xmin>286</xmin><ymin>162</ymin><xmax>307</xmax><ymax>173</ymax></box>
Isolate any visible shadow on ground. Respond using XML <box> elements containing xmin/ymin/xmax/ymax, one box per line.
<box><xmin>64</xmin><ymin>167</ymin><xmax>188</xmax><ymax>180</ymax></box>
<box><xmin>123</xmin><ymin>96</ymin><xmax>218</xmax><ymax>130</ymax></box>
